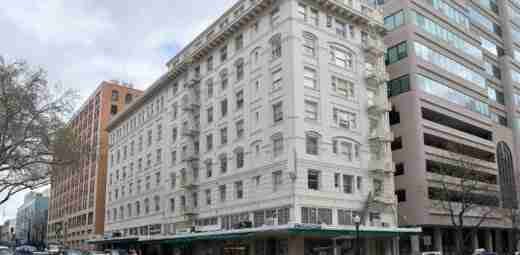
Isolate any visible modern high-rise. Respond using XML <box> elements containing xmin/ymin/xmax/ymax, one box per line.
<box><xmin>380</xmin><ymin>0</ymin><xmax>520</xmax><ymax>254</ymax></box>
<box><xmin>102</xmin><ymin>0</ymin><xmax>419</xmax><ymax>254</ymax></box>
<box><xmin>47</xmin><ymin>81</ymin><xmax>143</xmax><ymax>249</ymax></box>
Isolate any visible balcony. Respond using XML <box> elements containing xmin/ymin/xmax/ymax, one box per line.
<box><xmin>365</xmin><ymin>66</ymin><xmax>388</xmax><ymax>87</ymax></box>
<box><xmin>180</xmin><ymin>172</ymin><xmax>199</xmax><ymax>190</ymax></box>
<box><xmin>181</xmin><ymin>95</ymin><xmax>200</xmax><ymax>112</ymax></box>
<box><xmin>363</xmin><ymin>37</ymin><xmax>385</xmax><ymax>58</ymax></box>
<box><xmin>369</xmin><ymin>128</ymin><xmax>394</xmax><ymax>144</ymax></box>
<box><xmin>372</xmin><ymin>194</ymin><xmax>395</xmax><ymax>205</ymax></box>
<box><xmin>187</xmin><ymin>75</ymin><xmax>201</xmax><ymax>87</ymax></box>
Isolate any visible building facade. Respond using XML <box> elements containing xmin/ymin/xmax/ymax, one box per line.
<box><xmin>103</xmin><ymin>0</ymin><xmax>415</xmax><ymax>254</ymax></box>
<box><xmin>1</xmin><ymin>219</ymin><xmax>16</xmax><ymax>243</ymax></box>
<box><xmin>380</xmin><ymin>0</ymin><xmax>520</xmax><ymax>254</ymax></box>
<box><xmin>15</xmin><ymin>192</ymin><xmax>49</xmax><ymax>246</ymax></box>
<box><xmin>47</xmin><ymin>81</ymin><xmax>143</xmax><ymax>249</ymax></box>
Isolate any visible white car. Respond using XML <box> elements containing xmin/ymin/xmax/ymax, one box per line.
<box><xmin>421</xmin><ymin>252</ymin><xmax>442</xmax><ymax>255</ymax></box>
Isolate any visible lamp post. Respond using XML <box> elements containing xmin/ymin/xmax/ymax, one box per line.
<box><xmin>354</xmin><ymin>215</ymin><xmax>361</xmax><ymax>255</ymax></box>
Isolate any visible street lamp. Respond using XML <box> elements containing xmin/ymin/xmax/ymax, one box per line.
<box><xmin>353</xmin><ymin>215</ymin><xmax>361</xmax><ymax>255</ymax></box>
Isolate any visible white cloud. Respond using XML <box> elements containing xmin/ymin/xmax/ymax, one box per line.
<box><xmin>0</xmin><ymin>0</ymin><xmax>239</xmax><ymax>218</ymax></box>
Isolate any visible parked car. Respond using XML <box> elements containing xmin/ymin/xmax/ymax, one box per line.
<box><xmin>0</xmin><ymin>247</ymin><xmax>13</xmax><ymax>255</ymax></box>
<box><xmin>84</xmin><ymin>252</ymin><xmax>105</xmax><ymax>255</ymax></box>
<box><xmin>422</xmin><ymin>252</ymin><xmax>441</xmax><ymax>255</ymax></box>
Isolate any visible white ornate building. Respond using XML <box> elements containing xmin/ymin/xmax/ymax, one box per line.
<box><xmin>103</xmin><ymin>0</ymin><xmax>416</xmax><ymax>254</ymax></box>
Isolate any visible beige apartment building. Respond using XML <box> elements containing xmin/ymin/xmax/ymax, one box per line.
<box><xmin>378</xmin><ymin>0</ymin><xmax>520</xmax><ymax>254</ymax></box>
<box><xmin>48</xmin><ymin>81</ymin><xmax>142</xmax><ymax>249</ymax></box>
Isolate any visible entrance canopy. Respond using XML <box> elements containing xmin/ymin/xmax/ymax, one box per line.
<box><xmin>136</xmin><ymin>223</ymin><xmax>421</xmax><ymax>245</ymax></box>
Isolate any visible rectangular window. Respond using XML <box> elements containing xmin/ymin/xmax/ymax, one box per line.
<box><xmin>236</xmin><ymin>120</ymin><xmax>245</xmax><ymax>138</ymax></box>
<box><xmin>306</xmin><ymin>135</ymin><xmax>319</xmax><ymax>155</ymax></box>
<box><xmin>307</xmin><ymin>170</ymin><xmax>320</xmax><ymax>190</ymax></box>
<box><xmin>396</xmin><ymin>189</ymin><xmax>406</xmax><ymax>202</ymax></box>
<box><xmin>235</xmin><ymin>181</ymin><xmax>244</xmax><ymax>199</ymax></box>
<box><xmin>221</xmin><ymin>99</ymin><xmax>228</xmax><ymax>117</ymax></box>
<box><xmin>303</xmin><ymin>67</ymin><xmax>317</xmax><ymax>89</ymax></box>
<box><xmin>206</xmin><ymin>160</ymin><xmax>212</xmax><ymax>178</ymax></box>
<box><xmin>206</xmin><ymin>134</ymin><xmax>213</xmax><ymax>151</ymax></box>
<box><xmin>220</xmin><ymin>155</ymin><xmax>227</xmax><ymax>173</ymax></box>
<box><xmin>273</xmin><ymin>102</ymin><xmax>283</xmax><ymax>123</ymax></box>
<box><xmin>220</xmin><ymin>127</ymin><xmax>228</xmax><ymax>145</ymax></box>
<box><xmin>387</xmin><ymin>75</ymin><xmax>410</xmax><ymax>97</ymax></box>
<box><xmin>333</xmin><ymin>108</ymin><xmax>356</xmax><ymax>129</ymax></box>
<box><xmin>220</xmin><ymin>46</ymin><xmax>227</xmax><ymax>62</ymax></box>
<box><xmin>330</xmin><ymin>47</ymin><xmax>352</xmax><ymax>69</ymax></box>
<box><xmin>342</xmin><ymin>175</ymin><xmax>353</xmax><ymax>194</ymax></box>
<box><xmin>335</xmin><ymin>19</ymin><xmax>347</xmax><ymax>38</ymax></box>
<box><xmin>303</xmin><ymin>34</ymin><xmax>316</xmax><ymax>56</ymax></box>
<box><xmin>273</xmin><ymin>171</ymin><xmax>282</xmax><ymax>191</ymax></box>
<box><xmin>332</xmin><ymin>76</ymin><xmax>355</xmax><ymax>99</ymax></box>
<box><xmin>207</xmin><ymin>107</ymin><xmax>213</xmax><ymax>123</ymax></box>
<box><xmin>373</xmin><ymin>179</ymin><xmax>383</xmax><ymax>196</ymax></box>
<box><xmin>273</xmin><ymin>136</ymin><xmax>284</xmax><ymax>157</ymax></box>
<box><xmin>304</xmin><ymin>100</ymin><xmax>318</xmax><ymax>120</ymax></box>
<box><xmin>385</xmin><ymin>41</ymin><xmax>407</xmax><ymax>66</ymax></box>
<box><xmin>236</xmin><ymin>90</ymin><xmax>244</xmax><ymax>110</ymax></box>
<box><xmin>207</xmin><ymin>56</ymin><xmax>213</xmax><ymax>72</ymax></box>
<box><xmin>205</xmin><ymin>189</ymin><xmax>211</xmax><ymax>205</ymax></box>
<box><xmin>391</xmin><ymin>137</ymin><xmax>403</xmax><ymax>150</ymax></box>
<box><xmin>384</xmin><ymin>10</ymin><xmax>404</xmax><ymax>31</ymax></box>
<box><xmin>272</xmin><ymin>67</ymin><xmax>283</xmax><ymax>90</ymax></box>
<box><xmin>395</xmin><ymin>163</ymin><xmax>404</xmax><ymax>176</ymax></box>
<box><xmin>235</xmin><ymin>34</ymin><xmax>243</xmax><ymax>50</ymax></box>
<box><xmin>219</xmin><ymin>185</ymin><xmax>226</xmax><ymax>202</ymax></box>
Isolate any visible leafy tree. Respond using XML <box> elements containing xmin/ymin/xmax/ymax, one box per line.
<box><xmin>0</xmin><ymin>56</ymin><xmax>79</xmax><ymax>205</ymax></box>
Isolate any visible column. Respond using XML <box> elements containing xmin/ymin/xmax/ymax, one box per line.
<box><xmin>494</xmin><ymin>229</ymin><xmax>503</xmax><ymax>254</ymax></box>
<box><xmin>485</xmin><ymin>230</ymin><xmax>493</xmax><ymax>252</ymax></box>
<box><xmin>411</xmin><ymin>235</ymin><xmax>420</xmax><ymax>255</ymax></box>
<box><xmin>433</xmin><ymin>227</ymin><xmax>443</xmax><ymax>252</ymax></box>
<box><xmin>288</xmin><ymin>236</ymin><xmax>304</xmax><ymax>255</ymax></box>
<box><xmin>384</xmin><ymin>239</ymin><xmax>393</xmax><ymax>255</ymax></box>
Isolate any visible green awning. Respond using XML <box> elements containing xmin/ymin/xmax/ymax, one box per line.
<box><xmin>163</xmin><ymin>232</ymin><xmax>253</xmax><ymax>245</ymax></box>
<box><xmin>287</xmin><ymin>227</ymin><xmax>418</xmax><ymax>238</ymax></box>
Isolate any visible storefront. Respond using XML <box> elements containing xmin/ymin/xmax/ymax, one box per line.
<box><xmin>93</xmin><ymin>224</ymin><xmax>421</xmax><ymax>255</ymax></box>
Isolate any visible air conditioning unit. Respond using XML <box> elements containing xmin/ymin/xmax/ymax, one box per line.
<box><xmin>264</xmin><ymin>217</ymin><xmax>277</xmax><ymax>226</ymax></box>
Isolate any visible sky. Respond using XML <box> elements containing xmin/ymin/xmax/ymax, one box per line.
<box><xmin>0</xmin><ymin>0</ymin><xmax>238</xmax><ymax>223</ymax></box>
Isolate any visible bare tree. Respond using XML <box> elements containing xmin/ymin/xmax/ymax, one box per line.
<box><xmin>0</xmin><ymin>56</ymin><xmax>79</xmax><ymax>206</ymax></box>
<box><xmin>429</xmin><ymin>155</ymin><xmax>499</xmax><ymax>254</ymax></box>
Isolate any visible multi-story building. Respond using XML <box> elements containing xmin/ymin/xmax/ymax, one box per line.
<box><xmin>102</xmin><ymin>0</ymin><xmax>420</xmax><ymax>254</ymax></box>
<box><xmin>380</xmin><ymin>0</ymin><xmax>520</xmax><ymax>254</ymax></box>
<box><xmin>15</xmin><ymin>191</ymin><xmax>49</xmax><ymax>246</ymax></box>
<box><xmin>47</xmin><ymin>81</ymin><xmax>143</xmax><ymax>249</ymax></box>
<box><xmin>0</xmin><ymin>219</ymin><xmax>16</xmax><ymax>243</ymax></box>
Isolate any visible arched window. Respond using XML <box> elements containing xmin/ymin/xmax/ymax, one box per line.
<box><xmin>250</xmin><ymin>140</ymin><xmax>262</xmax><ymax>156</ymax></box>
<box><xmin>219</xmin><ymin>153</ymin><xmax>228</xmax><ymax>173</ymax></box>
<box><xmin>251</xmin><ymin>47</ymin><xmax>262</xmax><ymax>65</ymax></box>
<box><xmin>125</xmin><ymin>94</ymin><xmax>133</xmax><ymax>104</ymax></box>
<box><xmin>497</xmin><ymin>142</ymin><xmax>517</xmax><ymax>208</ymax></box>
<box><xmin>303</xmin><ymin>32</ymin><xmax>317</xmax><ymax>57</ymax></box>
<box><xmin>206</xmin><ymin>78</ymin><xmax>214</xmax><ymax>98</ymax></box>
<box><xmin>270</xmin><ymin>33</ymin><xmax>282</xmax><ymax>59</ymax></box>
